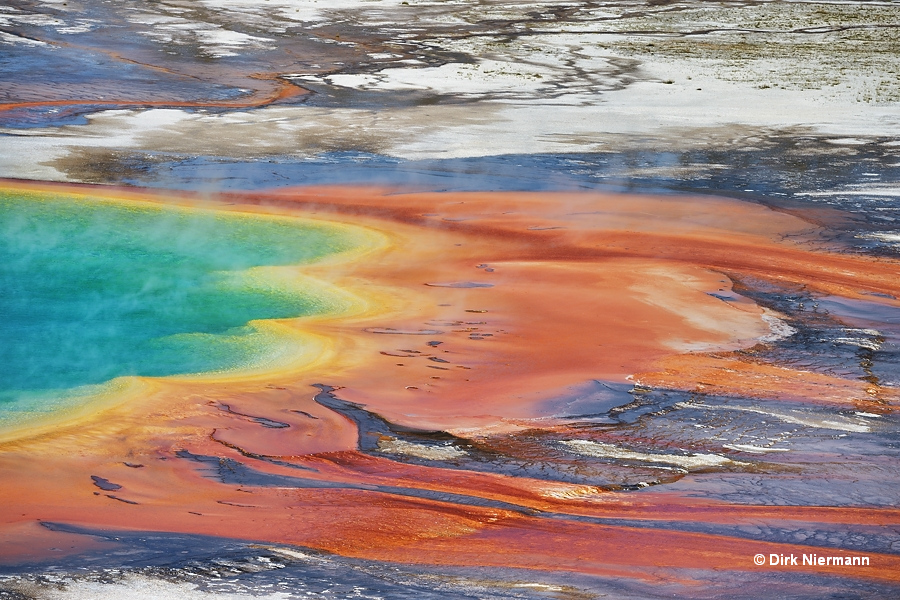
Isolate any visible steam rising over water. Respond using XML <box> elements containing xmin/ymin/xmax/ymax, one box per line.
<box><xmin>0</xmin><ymin>190</ymin><xmax>361</xmax><ymax>428</ymax></box>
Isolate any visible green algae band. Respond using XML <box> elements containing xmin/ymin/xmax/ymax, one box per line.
<box><xmin>0</xmin><ymin>189</ymin><xmax>365</xmax><ymax>424</ymax></box>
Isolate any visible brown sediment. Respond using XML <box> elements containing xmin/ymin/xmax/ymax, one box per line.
<box><xmin>1</xmin><ymin>182</ymin><xmax>899</xmax><ymax>587</ymax></box>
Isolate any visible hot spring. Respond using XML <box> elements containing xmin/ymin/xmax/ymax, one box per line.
<box><xmin>0</xmin><ymin>188</ymin><xmax>372</xmax><ymax>431</ymax></box>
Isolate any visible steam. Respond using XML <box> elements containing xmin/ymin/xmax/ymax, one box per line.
<box><xmin>0</xmin><ymin>189</ymin><xmax>369</xmax><ymax>422</ymax></box>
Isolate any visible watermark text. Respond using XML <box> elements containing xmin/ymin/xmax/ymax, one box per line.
<box><xmin>754</xmin><ymin>553</ymin><xmax>870</xmax><ymax>568</ymax></box>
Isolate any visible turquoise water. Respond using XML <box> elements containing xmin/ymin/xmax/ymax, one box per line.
<box><xmin>0</xmin><ymin>190</ymin><xmax>363</xmax><ymax>423</ymax></box>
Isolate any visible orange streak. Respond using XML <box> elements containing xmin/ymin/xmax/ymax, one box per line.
<box><xmin>0</xmin><ymin>77</ymin><xmax>306</xmax><ymax>113</ymax></box>
<box><xmin>0</xmin><ymin>182</ymin><xmax>897</xmax><ymax>588</ymax></box>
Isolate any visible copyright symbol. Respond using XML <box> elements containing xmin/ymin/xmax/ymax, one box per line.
<box><xmin>754</xmin><ymin>554</ymin><xmax>766</xmax><ymax>566</ymax></box>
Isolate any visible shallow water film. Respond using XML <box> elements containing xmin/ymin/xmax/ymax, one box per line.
<box><xmin>1</xmin><ymin>1</ymin><xmax>899</xmax><ymax>599</ymax></box>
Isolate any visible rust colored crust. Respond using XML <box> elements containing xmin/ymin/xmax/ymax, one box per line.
<box><xmin>3</xmin><ymin>449</ymin><xmax>900</xmax><ymax>584</ymax></box>
<box><xmin>638</xmin><ymin>352</ymin><xmax>898</xmax><ymax>409</ymax></box>
<box><xmin>0</xmin><ymin>182</ymin><xmax>898</xmax><ymax>587</ymax></box>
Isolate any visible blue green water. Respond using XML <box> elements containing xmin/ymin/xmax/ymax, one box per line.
<box><xmin>0</xmin><ymin>189</ymin><xmax>365</xmax><ymax>425</ymax></box>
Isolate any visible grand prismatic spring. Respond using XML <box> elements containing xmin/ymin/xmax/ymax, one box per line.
<box><xmin>1</xmin><ymin>1</ymin><xmax>900</xmax><ymax>599</ymax></box>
